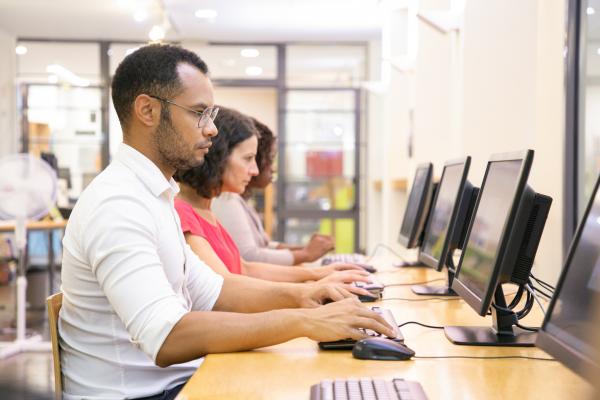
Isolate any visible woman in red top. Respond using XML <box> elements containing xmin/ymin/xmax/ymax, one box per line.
<box><xmin>174</xmin><ymin>107</ymin><xmax>372</xmax><ymax>295</ymax></box>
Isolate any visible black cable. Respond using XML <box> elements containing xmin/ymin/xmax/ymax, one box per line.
<box><xmin>384</xmin><ymin>279</ymin><xmax>445</xmax><ymax>287</ymax></box>
<box><xmin>381</xmin><ymin>297</ymin><xmax>461</xmax><ymax>302</ymax></box>
<box><xmin>530</xmin><ymin>285</ymin><xmax>553</xmax><ymax>300</ymax></box>
<box><xmin>516</xmin><ymin>323</ymin><xmax>540</xmax><ymax>332</ymax></box>
<box><xmin>529</xmin><ymin>274</ymin><xmax>555</xmax><ymax>292</ymax></box>
<box><xmin>364</xmin><ymin>243</ymin><xmax>408</xmax><ymax>262</ymax></box>
<box><xmin>397</xmin><ymin>321</ymin><xmax>444</xmax><ymax>329</ymax></box>
<box><xmin>413</xmin><ymin>355</ymin><xmax>555</xmax><ymax>361</ymax></box>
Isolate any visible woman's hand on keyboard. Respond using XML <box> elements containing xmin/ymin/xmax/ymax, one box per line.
<box><xmin>316</xmin><ymin>271</ymin><xmax>372</xmax><ymax>296</ymax></box>
<box><xmin>301</xmin><ymin>298</ymin><xmax>396</xmax><ymax>342</ymax></box>
<box><xmin>316</xmin><ymin>262</ymin><xmax>366</xmax><ymax>279</ymax></box>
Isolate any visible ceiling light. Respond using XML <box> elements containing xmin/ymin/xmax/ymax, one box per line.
<box><xmin>15</xmin><ymin>46</ymin><xmax>27</xmax><ymax>55</ymax></box>
<box><xmin>195</xmin><ymin>10</ymin><xmax>218</xmax><ymax>18</ymax></box>
<box><xmin>149</xmin><ymin>25</ymin><xmax>165</xmax><ymax>41</ymax></box>
<box><xmin>107</xmin><ymin>49</ymin><xmax>113</xmax><ymax>56</ymax></box>
<box><xmin>134</xmin><ymin>10</ymin><xmax>147</xmax><ymax>22</ymax></box>
<box><xmin>241</xmin><ymin>49</ymin><xmax>259</xmax><ymax>58</ymax></box>
<box><xmin>126</xmin><ymin>47</ymin><xmax>140</xmax><ymax>56</ymax></box>
<box><xmin>333</xmin><ymin>126</ymin><xmax>343</xmax><ymax>136</ymax></box>
<box><xmin>245</xmin><ymin>66</ymin><xmax>263</xmax><ymax>76</ymax></box>
<box><xmin>597</xmin><ymin>48</ymin><xmax>600</xmax><ymax>55</ymax></box>
<box><xmin>588</xmin><ymin>7</ymin><xmax>596</xmax><ymax>15</ymax></box>
<box><xmin>48</xmin><ymin>75</ymin><xmax>58</xmax><ymax>84</ymax></box>
<box><xmin>46</xmin><ymin>65</ymin><xmax>89</xmax><ymax>87</ymax></box>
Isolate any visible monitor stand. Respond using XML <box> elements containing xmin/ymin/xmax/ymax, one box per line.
<box><xmin>392</xmin><ymin>249</ymin><xmax>428</xmax><ymax>268</ymax></box>
<box><xmin>411</xmin><ymin>255</ymin><xmax>458</xmax><ymax>296</ymax></box>
<box><xmin>444</xmin><ymin>285</ymin><xmax>537</xmax><ymax>346</ymax></box>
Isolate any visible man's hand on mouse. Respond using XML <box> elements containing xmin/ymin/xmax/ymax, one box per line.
<box><xmin>299</xmin><ymin>298</ymin><xmax>396</xmax><ymax>343</ymax></box>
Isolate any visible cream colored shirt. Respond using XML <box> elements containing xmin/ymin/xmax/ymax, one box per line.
<box><xmin>212</xmin><ymin>193</ymin><xmax>295</xmax><ymax>265</ymax></box>
<box><xmin>59</xmin><ymin>143</ymin><xmax>224</xmax><ymax>399</ymax></box>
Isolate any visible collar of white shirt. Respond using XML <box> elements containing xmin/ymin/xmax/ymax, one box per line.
<box><xmin>116</xmin><ymin>142</ymin><xmax>180</xmax><ymax>200</ymax></box>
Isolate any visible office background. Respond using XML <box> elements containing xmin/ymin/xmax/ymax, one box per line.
<box><xmin>0</xmin><ymin>0</ymin><xmax>580</xmax><ymax>323</ymax></box>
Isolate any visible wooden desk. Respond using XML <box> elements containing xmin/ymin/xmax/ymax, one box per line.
<box><xmin>0</xmin><ymin>219</ymin><xmax>68</xmax><ymax>294</ymax></box>
<box><xmin>177</xmin><ymin>259</ymin><xmax>594</xmax><ymax>400</ymax></box>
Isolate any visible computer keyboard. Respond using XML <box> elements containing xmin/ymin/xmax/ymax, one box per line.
<box><xmin>318</xmin><ymin>307</ymin><xmax>403</xmax><ymax>349</ymax></box>
<box><xmin>310</xmin><ymin>378</ymin><xmax>429</xmax><ymax>400</ymax></box>
<box><xmin>322</xmin><ymin>253</ymin><xmax>377</xmax><ymax>273</ymax></box>
<box><xmin>353</xmin><ymin>274</ymin><xmax>384</xmax><ymax>302</ymax></box>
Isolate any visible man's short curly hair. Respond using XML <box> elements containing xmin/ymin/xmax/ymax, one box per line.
<box><xmin>111</xmin><ymin>42</ymin><xmax>209</xmax><ymax>136</ymax></box>
<box><xmin>174</xmin><ymin>106</ymin><xmax>259</xmax><ymax>199</ymax></box>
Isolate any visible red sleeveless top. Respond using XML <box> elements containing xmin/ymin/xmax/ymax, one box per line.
<box><xmin>174</xmin><ymin>198</ymin><xmax>242</xmax><ymax>275</ymax></box>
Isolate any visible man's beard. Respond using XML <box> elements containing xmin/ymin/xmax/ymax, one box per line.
<box><xmin>152</xmin><ymin>107</ymin><xmax>208</xmax><ymax>171</ymax></box>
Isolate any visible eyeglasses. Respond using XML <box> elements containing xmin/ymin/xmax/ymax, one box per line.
<box><xmin>149</xmin><ymin>95</ymin><xmax>219</xmax><ymax>129</ymax></box>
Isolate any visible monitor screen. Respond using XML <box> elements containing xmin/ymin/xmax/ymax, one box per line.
<box><xmin>456</xmin><ymin>160</ymin><xmax>523</xmax><ymax>299</ymax></box>
<box><xmin>543</xmin><ymin>192</ymin><xmax>600</xmax><ymax>363</ymax></box>
<box><xmin>422</xmin><ymin>164</ymin><xmax>464</xmax><ymax>262</ymax></box>
<box><xmin>400</xmin><ymin>167</ymin><xmax>429</xmax><ymax>239</ymax></box>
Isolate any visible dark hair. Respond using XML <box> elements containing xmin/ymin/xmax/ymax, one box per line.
<box><xmin>111</xmin><ymin>42</ymin><xmax>209</xmax><ymax>136</ymax></box>
<box><xmin>174</xmin><ymin>106</ymin><xmax>258</xmax><ymax>198</ymax></box>
<box><xmin>242</xmin><ymin>119</ymin><xmax>276</xmax><ymax>199</ymax></box>
<box><xmin>253</xmin><ymin>119</ymin><xmax>275</xmax><ymax>172</ymax></box>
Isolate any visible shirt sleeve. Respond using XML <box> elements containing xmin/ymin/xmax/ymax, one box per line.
<box><xmin>81</xmin><ymin>194</ymin><xmax>189</xmax><ymax>364</ymax></box>
<box><xmin>183</xmin><ymin>243</ymin><xmax>224</xmax><ymax>312</ymax></box>
<box><xmin>212</xmin><ymin>195</ymin><xmax>295</xmax><ymax>266</ymax></box>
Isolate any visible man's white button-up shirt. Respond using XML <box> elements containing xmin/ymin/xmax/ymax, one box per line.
<box><xmin>59</xmin><ymin>143</ymin><xmax>224</xmax><ymax>399</ymax></box>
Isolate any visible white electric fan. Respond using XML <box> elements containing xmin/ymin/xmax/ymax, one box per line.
<box><xmin>0</xmin><ymin>153</ymin><xmax>57</xmax><ymax>359</ymax></box>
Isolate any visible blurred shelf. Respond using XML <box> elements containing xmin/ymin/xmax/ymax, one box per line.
<box><xmin>373</xmin><ymin>179</ymin><xmax>408</xmax><ymax>190</ymax></box>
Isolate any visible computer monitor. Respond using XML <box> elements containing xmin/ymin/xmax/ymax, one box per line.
<box><xmin>394</xmin><ymin>163</ymin><xmax>434</xmax><ymax>267</ymax></box>
<box><xmin>413</xmin><ymin>157</ymin><xmax>479</xmax><ymax>296</ymax></box>
<box><xmin>535</xmin><ymin>174</ymin><xmax>600</xmax><ymax>382</ymax></box>
<box><xmin>445</xmin><ymin>149</ymin><xmax>552</xmax><ymax>346</ymax></box>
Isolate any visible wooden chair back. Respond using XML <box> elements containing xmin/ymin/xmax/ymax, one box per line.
<box><xmin>46</xmin><ymin>292</ymin><xmax>63</xmax><ymax>399</ymax></box>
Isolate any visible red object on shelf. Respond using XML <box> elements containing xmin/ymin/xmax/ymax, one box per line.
<box><xmin>306</xmin><ymin>151</ymin><xmax>343</xmax><ymax>177</ymax></box>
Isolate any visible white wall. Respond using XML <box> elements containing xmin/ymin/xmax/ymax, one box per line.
<box><xmin>0</xmin><ymin>29</ymin><xmax>16</xmax><ymax>157</ymax></box>
<box><xmin>368</xmin><ymin>0</ymin><xmax>566</xmax><ymax>285</ymax></box>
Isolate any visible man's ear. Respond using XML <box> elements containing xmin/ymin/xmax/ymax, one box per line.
<box><xmin>134</xmin><ymin>94</ymin><xmax>158</xmax><ymax>128</ymax></box>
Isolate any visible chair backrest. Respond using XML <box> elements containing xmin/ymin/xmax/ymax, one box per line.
<box><xmin>46</xmin><ymin>292</ymin><xmax>63</xmax><ymax>400</ymax></box>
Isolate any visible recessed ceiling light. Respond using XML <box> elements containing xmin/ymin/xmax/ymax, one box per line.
<box><xmin>134</xmin><ymin>10</ymin><xmax>147</xmax><ymax>22</ymax></box>
<box><xmin>333</xmin><ymin>126</ymin><xmax>343</xmax><ymax>136</ymax></box>
<box><xmin>588</xmin><ymin>7</ymin><xmax>596</xmax><ymax>15</ymax></box>
<box><xmin>195</xmin><ymin>10</ymin><xmax>218</xmax><ymax>18</ymax></box>
<box><xmin>149</xmin><ymin>25</ymin><xmax>165</xmax><ymax>41</ymax></box>
<box><xmin>245</xmin><ymin>66</ymin><xmax>263</xmax><ymax>76</ymax></box>
<box><xmin>107</xmin><ymin>49</ymin><xmax>114</xmax><ymax>56</ymax></box>
<box><xmin>241</xmin><ymin>49</ymin><xmax>259</xmax><ymax>58</ymax></box>
<box><xmin>48</xmin><ymin>75</ymin><xmax>58</xmax><ymax>84</ymax></box>
<box><xmin>597</xmin><ymin>47</ymin><xmax>600</xmax><ymax>55</ymax></box>
<box><xmin>15</xmin><ymin>46</ymin><xmax>27</xmax><ymax>55</ymax></box>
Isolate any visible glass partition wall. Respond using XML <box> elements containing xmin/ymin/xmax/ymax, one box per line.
<box><xmin>15</xmin><ymin>40</ymin><xmax>367</xmax><ymax>252</ymax></box>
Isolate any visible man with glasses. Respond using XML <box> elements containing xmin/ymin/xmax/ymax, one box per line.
<box><xmin>59</xmin><ymin>42</ymin><xmax>394</xmax><ymax>400</ymax></box>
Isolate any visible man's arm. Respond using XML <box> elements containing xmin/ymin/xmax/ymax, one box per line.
<box><xmin>155</xmin><ymin>297</ymin><xmax>396</xmax><ymax>368</ymax></box>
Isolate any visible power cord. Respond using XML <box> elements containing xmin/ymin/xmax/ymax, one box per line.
<box><xmin>384</xmin><ymin>279</ymin><xmax>445</xmax><ymax>287</ymax></box>
<box><xmin>413</xmin><ymin>355</ymin><xmax>556</xmax><ymax>361</ymax></box>
<box><xmin>398</xmin><ymin>321</ymin><xmax>444</xmax><ymax>329</ymax></box>
<box><xmin>529</xmin><ymin>273</ymin><xmax>555</xmax><ymax>292</ymax></box>
<box><xmin>365</xmin><ymin>243</ymin><xmax>408</xmax><ymax>263</ymax></box>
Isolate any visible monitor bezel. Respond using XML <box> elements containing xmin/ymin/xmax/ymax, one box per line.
<box><xmin>452</xmin><ymin>149</ymin><xmax>534</xmax><ymax>316</ymax></box>
<box><xmin>535</xmin><ymin>171</ymin><xmax>600</xmax><ymax>382</ymax></box>
<box><xmin>419</xmin><ymin>156</ymin><xmax>471</xmax><ymax>272</ymax></box>
<box><xmin>397</xmin><ymin>162</ymin><xmax>433</xmax><ymax>249</ymax></box>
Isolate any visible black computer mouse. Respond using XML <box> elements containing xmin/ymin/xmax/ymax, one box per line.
<box><xmin>352</xmin><ymin>337</ymin><xmax>415</xmax><ymax>361</ymax></box>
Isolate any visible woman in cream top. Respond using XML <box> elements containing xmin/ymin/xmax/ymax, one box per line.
<box><xmin>212</xmin><ymin>119</ymin><xmax>334</xmax><ymax>266</ymax></box>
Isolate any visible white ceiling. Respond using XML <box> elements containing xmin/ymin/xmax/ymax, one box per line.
<box><xmin>0</xmin><ymin>0</ymin><xmax>384</xmax><ymax>42</ymax></box>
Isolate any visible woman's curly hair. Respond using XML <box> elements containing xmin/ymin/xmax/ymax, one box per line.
<box><xmin>252</xmin><ymin>119</ymin><xmax>275</xmax><ymax>173</ymax></box>
<box><xmin>174</xmin><ymin>106</ymin><xmax>258</xmax><ymax>199</ymax></box>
